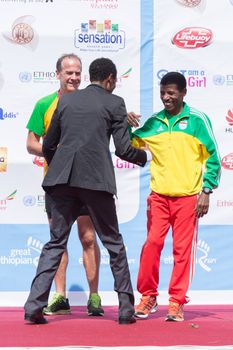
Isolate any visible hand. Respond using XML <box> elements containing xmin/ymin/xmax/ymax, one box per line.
<box><xmin>127</xmin><ymin>111</ymin><xmax>140</xmax><ymax>127</ymax></box>
<box><xmin>195</xmin><ymin>192</ymin><xmax>210</xmax><ymax>218</ymax></box>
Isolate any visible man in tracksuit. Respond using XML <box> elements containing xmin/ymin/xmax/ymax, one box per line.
<box><xmin>131</xmin><ymin>72</ymin><xmax>221</xmax><ymax>321</ymax></box>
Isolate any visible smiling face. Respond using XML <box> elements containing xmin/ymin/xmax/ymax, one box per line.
<box><xmin>56</xmin><ymin>57</ymin><xmax>81</xmax><ymax>94</ymax></box>
<box><xmin>160</xmin><ymin>83</ymin><xmax>187</xmax><ymax>116</ymax></box>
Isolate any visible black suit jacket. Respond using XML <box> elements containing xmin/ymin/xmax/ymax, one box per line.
<box><xmin>42</xmin><ymin>84</ymin><xmax>147</xmax><ymax>195</ymax></box>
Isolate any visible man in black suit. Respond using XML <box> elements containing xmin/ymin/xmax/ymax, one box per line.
<box><xmin>24</xmin><ymin>57</ymin><xmax>150</xmax><ymax>325</ymax></box>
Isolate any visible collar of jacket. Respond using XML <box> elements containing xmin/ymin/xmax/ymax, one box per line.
<box><xmin>153</xmin><ymin>102</ymin><xmax>190</xmax><ymax>126</ymax></box>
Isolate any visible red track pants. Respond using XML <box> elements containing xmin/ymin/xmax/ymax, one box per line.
<box><xmin>137</xmin><ymin>192</ymin><xmax>198</xmax><ymax>304</ymax></box>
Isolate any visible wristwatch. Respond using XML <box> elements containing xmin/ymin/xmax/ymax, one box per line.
<box><xmin>202</xmin><ymin>187</ymin><xmax>212</xmax><ymax>195</ymax></box>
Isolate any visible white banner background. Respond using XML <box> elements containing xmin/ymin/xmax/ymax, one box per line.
<box><xmin>0</xmin><ymin>0</ymin><xmax>232</xmax><ymax>306</ymax></box>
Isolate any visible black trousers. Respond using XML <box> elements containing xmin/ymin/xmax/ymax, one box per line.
<box><xmin>24</xmin><ymin>185</ymin><xmax>134</xmax><ymax>318</ymax></box>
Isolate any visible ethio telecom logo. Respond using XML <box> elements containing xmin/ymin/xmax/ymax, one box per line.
<box><xmin>120</xmin><ymin>68</ymin><xmax>132</xmax><ymax>79</ymax></box>
<box><xmin>172</xmin><ymin>27</ymin><xmax>213</xmax><ymax>49</ymax></box>
<box><xmin>226</xmin><ymin>109</ymin><xmax>233</xmax><ymax>126</ymax></box>
<box><xmin>0</xmin><ymin>190</ymin><xmax>17</xmax><ymax>207</ymax></box>
<box><xmin>221</xmin><ymin>153</ymin><xmax>233</xmax><ymax>170</ymax></box>
<box><xmin>6</xmin><ymin>190</ymin><xmax>17</xmax><ymax>201</ymax></box>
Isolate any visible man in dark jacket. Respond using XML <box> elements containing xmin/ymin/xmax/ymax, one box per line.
<box><xmin>24</xmin><ymin>57</ymin><xmax>149</xmax><ymax>325</ymax></box>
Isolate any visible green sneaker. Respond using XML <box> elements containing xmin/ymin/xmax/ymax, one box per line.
<box><xmin>43</xmin><ymin>293</ymin><xmax>71</xmax><ymax>315</ymax></box>
<box><xmin>87</xmin><ymin>293</ymin><xmax>104</xmax><ymax>316</ymax></box>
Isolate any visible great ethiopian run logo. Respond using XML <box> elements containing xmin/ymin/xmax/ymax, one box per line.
<box><xmin>74</xmin><ymin>19</ymin><xmax>125</xmax><ymax>52</ymax></box>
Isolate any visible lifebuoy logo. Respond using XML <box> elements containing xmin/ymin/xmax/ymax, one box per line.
<box><xmin>74</xmin><ymin>19</ymin><xmax>125</xmax><ymax>52</ymax></box>
<box><xmin>172</xmin><ymin>27</ymin><xmax>213</xmax><ymax>49</ymax></box>
<box><xmin>221</xmin><ymin>153</ymin><xmax>233</xmax><ymax>170</ymax></box>
<box><xmin>226</xmin><ymin>109</ymin><xmax>233</xmax><ymax>126</ymax></box>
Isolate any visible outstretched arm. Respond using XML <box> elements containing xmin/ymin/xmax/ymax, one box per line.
<box><xmin>111</xmin><ymin>100</ymin><xmax>147</xmax><ymax>167</ymax></box>
<box><xmin>26</xmin><ymin>131</ymin><xmax>43</xmax><ymax>156</ymax></box>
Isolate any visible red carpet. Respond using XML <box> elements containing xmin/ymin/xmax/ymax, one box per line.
<box><xmin>0</xmin><ymin>305</ymin><xmax>232</xmax><ymax>347</ymax></box>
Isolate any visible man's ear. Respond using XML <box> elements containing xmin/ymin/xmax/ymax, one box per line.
<box><xmin>107</xmin><ymin>73</ymin><xmax>113</xmax><ymax>82</ymax></box>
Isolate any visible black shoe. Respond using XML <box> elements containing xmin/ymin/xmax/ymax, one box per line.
<box><xmin>118</xmin><ymin>315</ymin><xmax>136</xmax><ymax>324</ymax></box>
<box><xmin>24</xmin><ymin>313</ymin><xmax>48</xmax><ymax>324</ymax></box>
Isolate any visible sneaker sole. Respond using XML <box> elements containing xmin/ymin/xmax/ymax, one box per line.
<box><xmin>43</xmin><ymin>309</ymin><xmax>71</xmax><ymax>315</ymax></box>
<box><xmin>134</xmin><ymin>305</ymin><xmax>158</xmax><ymax>319</ymax></box>
<box><xmin>87</xmin><ymin>311</ymin><xmax>104</xmax><ymax>316</ymax></box>
<box><xmin>165</xmin><ymin>315</ymin><xmax>184</xmax><ymax>322</ymax></box>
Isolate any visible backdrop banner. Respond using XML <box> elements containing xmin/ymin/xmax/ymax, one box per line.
<box><xmin>0</xmin><ymin>0</ymin><xmax>232</xmax><ymax>305</ymax></box>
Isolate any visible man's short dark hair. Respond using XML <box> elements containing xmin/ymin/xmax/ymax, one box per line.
<box><xmin>89</xmin><ymin>58</ymin><xmax>117</xmax><ymax>82</ymax></box>
<box><xmin>56</xmin><ymin>53</ymin><xmax>82</xmax><ymax>72</ymax></box>
<box><xmin>160</xmin><ymin>72</ymin><xmax>187</xmax><ymax>91</ymax></box>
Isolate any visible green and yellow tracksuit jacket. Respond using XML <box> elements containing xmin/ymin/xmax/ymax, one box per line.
<box><xmin>26</xmin><ymin>91</ymin><xmax>59</xmax><ymax>137</ymax></box>
<box><xmin>130</xmin><ymin>103</ymin><xmax>221</xmax><ymax>197</ymax></box>
<box><xmin>26</xmin><ymin>91</ymin><xmax>59</xmax><ymax>174</ymax></box>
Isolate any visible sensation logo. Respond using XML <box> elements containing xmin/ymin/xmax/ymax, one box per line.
<box><xmin>221</xmin><ymin>153</ymin><xmax>233</xmax><ymax>170</ymax></box>
<box><xmin>172</xmin><ymin>27</ymin><xmax>213</xmax><ymax>49</ymax></box>
<box><xmin>74</xmin><ymin>19</ymin><xmax>125</xmax><ymax>52</ymax></box>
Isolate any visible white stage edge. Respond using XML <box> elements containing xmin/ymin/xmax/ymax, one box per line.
<box><xmin>0</xmin><ymin>290</ymin><xmax>232</xmax><ymax>307</ymax></box>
